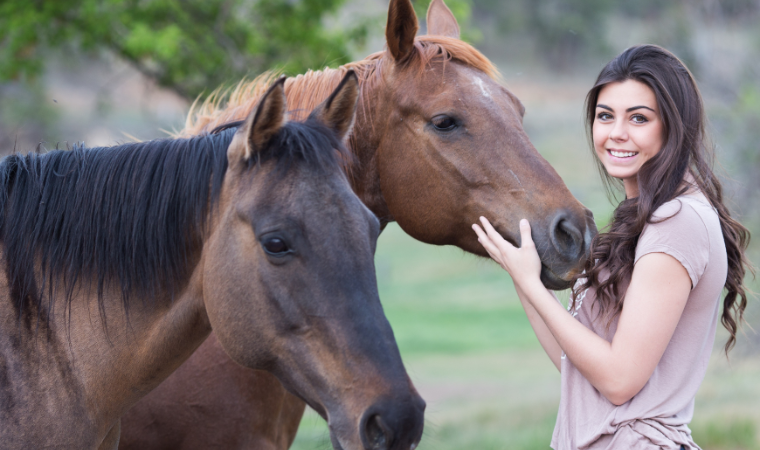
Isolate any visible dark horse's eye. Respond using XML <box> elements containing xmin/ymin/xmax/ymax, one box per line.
<box><xmin>262</xmin><ymin>237</ymin><xmax>289</xmax><ymax>256</ymax></box>
<box><xmin>431</xmin><ymin>115</ymin><xmax>457</xmax><ymax>132</ymax></box>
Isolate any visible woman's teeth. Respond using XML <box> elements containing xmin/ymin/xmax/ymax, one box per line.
<box><xmin>610</xmin><ymin>150</ymin><xmax>637</xmax><ymax>158</ymax></box>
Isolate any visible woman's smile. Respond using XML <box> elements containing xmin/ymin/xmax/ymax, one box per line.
<box><xmin>608</xmin><ymin>149</ymin><xmax>638</xmax><ymax>158</ymax></box>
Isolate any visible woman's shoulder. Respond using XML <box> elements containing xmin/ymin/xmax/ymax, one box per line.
<box><xmin>649</xmin><ymin>191</ymin><xmax>718</xmax><ymax>234</ymax></box>
<box><xmin>637</xmin><ymin>191</ymin><xmax>723</xmax><ymax>287</ymax></box>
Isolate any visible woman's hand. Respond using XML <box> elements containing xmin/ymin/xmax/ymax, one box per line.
<box><xmin>471</xmin><ymin>217</ymin><xmax>542</xmax><ymax>291</ymax></box>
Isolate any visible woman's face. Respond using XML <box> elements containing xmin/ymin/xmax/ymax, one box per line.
<box><xmin>593</xmin><ymin>79</ymin><xmax>664</xmax><ymax>198</ymax></box>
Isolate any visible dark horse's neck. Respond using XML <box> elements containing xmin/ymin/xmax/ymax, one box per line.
<box><xmin>0</xmin><ymin>131</ymin><xmax>233</xmax><ymax>323</ymax></box>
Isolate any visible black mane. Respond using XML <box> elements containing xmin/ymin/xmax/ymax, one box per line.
<box><xmin>0</xmin><ymin>118</ymin><xmax>347</xmax><ymax>321</ymax></box>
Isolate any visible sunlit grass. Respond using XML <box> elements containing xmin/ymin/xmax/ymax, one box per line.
<box><xmin>692</xmin><ymin>418</ymin><xmax>758</xmax><ymax>450</ymax></box>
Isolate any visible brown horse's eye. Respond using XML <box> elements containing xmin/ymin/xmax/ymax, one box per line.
<box><xmin>432</xmin><ymin>115</ymin><xmax>457</xmax><ymax>131</ymax></box>
<box><xmin>262</xmin><ymin>237</ymin><xmax>289</xmax><ymax>256</ymax></box>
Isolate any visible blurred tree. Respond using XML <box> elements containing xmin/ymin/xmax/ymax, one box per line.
<box><xmin>471</xmin><ymin>0</ymin><xmax>760</xmax><ymax>71</ymax></box>
<box><xmin>523</xmin><ymin>0</ymin><xmax>612</xmax><ymax>67</ymax></box>
<box><xmin>0</xmin><ymin>0</ymin><xmax>368</xmax><ymax>100</ymax></box>
<box><xmin>472</xmin><ymin>0</ymin><xmax>612</xmax><ymax>68</ymax></box>
<box><xmin>0</xmin><ymin>81</ymin><xmax>60</xmax><ymax>154</ymax></box>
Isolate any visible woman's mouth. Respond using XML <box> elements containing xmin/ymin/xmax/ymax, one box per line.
<box><xmin>608</xmin><ymin>149</ymin><xmax>638</xmax><ymax>158</ymax></box>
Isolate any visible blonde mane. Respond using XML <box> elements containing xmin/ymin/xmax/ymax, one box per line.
<box><xmin>179</xmin><ymin>36</ymin><xmax>500</xmax><ymax>137</ymax></box>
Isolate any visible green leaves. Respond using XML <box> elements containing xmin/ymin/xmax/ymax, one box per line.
<box><xmin>0</xmin><ymin>0</ymin><xmax>358</xmax><ymax>99</ymax></box>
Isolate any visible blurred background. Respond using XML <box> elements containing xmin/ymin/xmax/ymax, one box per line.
<box><xmin>1</xmin><ymin>0</ymin><xmax>758</xmax><ymax>448</ymax></box>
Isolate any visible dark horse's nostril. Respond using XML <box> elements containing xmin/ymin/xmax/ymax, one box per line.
<box><xmin>364</xmin><ymin>414</ymin><xmax>391</xmax><ymax>450</ymax></box>
<box><xmin>550</xmin><ymin>212</ymin><xmax>584</xmax><ymax>259</ymax></box>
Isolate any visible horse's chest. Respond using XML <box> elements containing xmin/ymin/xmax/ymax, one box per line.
<box><xmin>0</xmin><ymin>322</ymin><xmax>94</xmax><ymax>446</ymax></box>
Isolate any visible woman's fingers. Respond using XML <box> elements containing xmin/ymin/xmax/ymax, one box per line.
<box><xmin>474</xmin><ymin>217</ymin><xmax>543</xmax><ymax>284</ymax></box>
<box><xmin>479</xmin><ymin>216</ymin><xmax>500</xmax><ymax>240</ymax></box>
<box><xmin>472</xmin><ymin>223</ymin><xmax>487</xmax><ymax>241</ymax></box>
<box><xmin>479</xmin><ymin>217</ymin><xmax>517</xmax><ymax>251</ymax></box>
<box><xmin>519</xmin><ymin>219</ymin><xmax>535</xmax><ymax>249</ymax></box>
<box><xmin>472</xmin><ymin>225</ymin><xmax>503</xmax><ymax>259</ymax></box>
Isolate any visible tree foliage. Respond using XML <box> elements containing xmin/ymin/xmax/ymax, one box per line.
<box><xmin>0</xmin><ymin>0</ymin><xmax>366</xmax><ymax>99</ymax></box>
<box><xmin>472</xmin><ymin>0</ymin><xmax>760</xmax><ymax>69</ymax></box>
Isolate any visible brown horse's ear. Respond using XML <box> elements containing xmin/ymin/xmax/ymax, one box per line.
<box><xmin>232</xmin><ymin>76</ymin><xmax>288</xmax><ymax>162</ymax></box>
<box><xmin>309</xmin><ymin>70</ymin><xmax>359</xmax><ymax>142</ymax></box>
<box><xmin>386</xmin><ymin>0</ymin><xmax>419</xmax><ymax>64</ymax></box>
<box><xmin>426</xmin><ymin>0</ymin><xmax>460</xmax><ymax>39</ymax></box>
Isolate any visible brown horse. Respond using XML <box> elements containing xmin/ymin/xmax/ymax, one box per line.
<box><xmin>120</xmin><ymin>0</ymin><xmax>596</xmax><ymax>448</ymax></box>
<box><xmin>0</xmin><ymin>73</ymin><xmax>425</xmax><ymax>450</ymax></box>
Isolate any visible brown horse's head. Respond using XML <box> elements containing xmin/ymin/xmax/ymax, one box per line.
<box><xmin>361</xmin><ymin>0</ymin><xmax>595</xmax><ymax>289</ymax></box>
<box><xmin>202</xmin><ymin>74</ymin><xmax>424</xmax><ymax>450</ymax></box>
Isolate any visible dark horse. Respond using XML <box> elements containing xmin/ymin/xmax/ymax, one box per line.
<box><xmin>0</xmin><ymin>73</ymin><xmax>424</xmax><ymax>449</ymax></box>
<box><xmin>121</xmin><ymin>0</ymin><xmax>597</xmax><ymax>448</ymax></box>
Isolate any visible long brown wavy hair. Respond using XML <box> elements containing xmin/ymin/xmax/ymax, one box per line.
<box><xmin>572</xmin><ymin>44</ymin><xmax>752</xmax><ymax>353</ymax></box>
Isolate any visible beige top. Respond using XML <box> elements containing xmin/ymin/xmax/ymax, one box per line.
<box><xmin>551</xmin><ymin>191</ymin><xmax>728</xmax><ymax>450</ymax></box>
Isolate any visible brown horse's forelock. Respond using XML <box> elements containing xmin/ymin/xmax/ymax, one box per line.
<box><xmin>179</xmin><ymin>36</ymin><xmax>500</xmax><ymax>139</ymax></box>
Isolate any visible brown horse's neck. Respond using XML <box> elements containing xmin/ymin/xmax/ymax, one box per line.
<box><xmin>287</xmin><ymin>61</ymin><xmax>394</xmax><ymax>223</ymax></box>
<box><xmin>288</xmin><ymin>62</ymin><xmax>395</xmax><ymax>224</ymax></box>
<box><xmin>181</xmin><ymin>55</ymin><xmax>394</xmax><ymax>224</ymax></box>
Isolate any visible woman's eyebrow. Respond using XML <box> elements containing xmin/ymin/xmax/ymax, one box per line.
<box><xmin>626</xmin><ymin>105</ymin><xmax>656</xmax><ymax>113</ymax></box>
<box><xmin>595</xmin><ymin>104</ymin><xmax>656</xmax><ymax>113</ymax></box>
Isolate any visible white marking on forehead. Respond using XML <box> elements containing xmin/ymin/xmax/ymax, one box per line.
<box><xmin>473</xmin><ymin>76</ymin><xmax>491</xmax><ymax>99</ymax></box>
<box><xmin>508</xmin><ymin>169</ymin><xmax>522</xmax><ymax>187</ymax></box>
<box><xmin>508</xmin><ymin>169</ymin><xmax>525</xmax><ymax>193</ymax></box>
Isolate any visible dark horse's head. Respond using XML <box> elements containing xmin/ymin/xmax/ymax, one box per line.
<box><xmin>202</xmin><ymin>73</ymin><xmax>424</xmax><ymax>450</ymax></box>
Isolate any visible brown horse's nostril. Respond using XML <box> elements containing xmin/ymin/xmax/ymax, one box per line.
<box><xmin>583</xmin><ymin>210</ymin><xmax>598</xmax><ymax>257</ymax></box>
<box><xmin>363</xmin><ymin>414</ymin><xmax>391</xmax><ymax>450</ymax></box>
<box><xmin>550</xmin><ymin>212</ymin><xmax>584</xmax><ymax>260</ymax></box>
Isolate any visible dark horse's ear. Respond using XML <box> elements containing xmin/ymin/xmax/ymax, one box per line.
<box><xmin>426</xmin><ymin>0</ymin><xmax>460</xmax><ymax>39</ymax></box>
<box><xmin>386</xmin><ymin>0</ymin><xmax>418</xmax><ymax>64</ymax></box>
<box><xmin>308</xmin><ymin>70</ymin><xmax>359</xmax><ymax>142</ymax></box>
<box><xmin>232</xmin><ymin>76</ymin><xmax>288</xmax><ymax>162</ymax></box>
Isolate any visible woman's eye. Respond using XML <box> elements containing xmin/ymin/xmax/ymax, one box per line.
<box><xmin>263</xmin><ymin>237</ymin><xmax>289</xmax><ymax>256</ymax></box>
<box><xmin>432</xmin><ymin>115</ymin><xmax>457</xmax><ymax>131</ymax></box>
<box><xmin>597</xmin><ymin>112</ymin><xmax>612</xmax><ymax>121</ymax></box>
<box><xmin>631</xmin><ymin>114</ymin><xmax>648</xmax><ymax>124</ymax></box>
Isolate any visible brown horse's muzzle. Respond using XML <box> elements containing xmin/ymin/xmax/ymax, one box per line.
<box><xmin>539</xmin><ymin>207</ymin><xmax>597</xmax><ymax>290</ymax></box>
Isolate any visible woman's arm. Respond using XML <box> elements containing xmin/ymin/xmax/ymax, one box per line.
<box><xmin>514</xmin><ymin>284</ymin><xmax>563</xmax><ymax>371</ymax></box>
<box><xmin>473</xmin><ymin>217</ymin><xmax>692</xmax><ymax>405</ymax></box>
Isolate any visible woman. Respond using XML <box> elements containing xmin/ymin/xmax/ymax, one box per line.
<box><xmin>472</xmin><ymin>45</ymin><xmax>751</xmax><ymax>449</ymax></box>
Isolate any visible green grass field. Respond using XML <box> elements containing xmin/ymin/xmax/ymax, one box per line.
<box><xmin>291</xmin><ymin>223</ymin><xmax>760</xmax><ymax>450</ymax></box>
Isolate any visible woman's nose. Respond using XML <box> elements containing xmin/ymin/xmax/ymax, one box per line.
<box><xmin>608</xmin><ymin>120</ymin><xmax>628</xmax><ymax>141</ymax></box>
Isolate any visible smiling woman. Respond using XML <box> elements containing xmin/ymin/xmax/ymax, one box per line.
<box><xmin>474</xmin><ymin>44</ymin><xmax>752</xmax><ymax>450</ymax></box>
